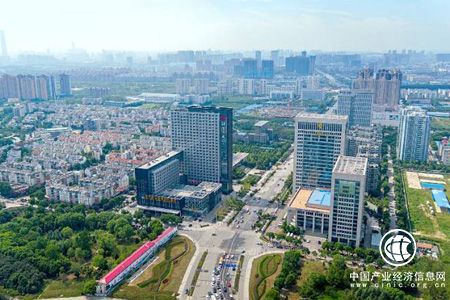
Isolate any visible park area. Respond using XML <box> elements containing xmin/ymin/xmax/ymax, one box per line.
<box><xmin>404</xmin><ymin>172</ymin><xmax>450</xmax><ymax>269</ymax></box>
<box><xmin>249</xmin><ymin>253</ymin><xmax>283</xmax><ymax>300</ymax></box>
<box><xmin>113</xmin><ymin>235</ymin><xmax>195</xmax><ymax>300</ymax></box>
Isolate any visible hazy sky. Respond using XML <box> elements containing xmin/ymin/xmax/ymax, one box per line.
<box><xmin>1</xmin><ymin>0</ymin><xmax>449</xmax><ymax>53</ymax></box>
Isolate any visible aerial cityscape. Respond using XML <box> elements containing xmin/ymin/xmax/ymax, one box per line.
<box><xmin>0</xmin><ymin>1</ymin><xmax>449</xmax><ymax>300</ymax></box>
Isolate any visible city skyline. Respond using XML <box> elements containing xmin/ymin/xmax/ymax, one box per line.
<box><xmin>1</xmin><ymin>0</ymin><xmax>450</xmax><ymax>53</ymax></box>
<box><xmin>0</xmin><ymin>2</ymin><xmax>450</xmax><ymax>298</ymax></box>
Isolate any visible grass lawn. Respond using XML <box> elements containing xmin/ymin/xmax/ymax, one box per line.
<box><xmin>249</xmin><ymin>254</ymin><xmax>283</xmax><ymax>300</ymax></box>
<box><xmin>113</xmin><ymin>235</ymin><xmax>195</xmax><ymax>300</ymax></box>
<box><xmin>431</xmin><ymin>117</ymin><xmax>450</xmax><ymax>131</ymax></box>
<box><xmin>405</xmin><ymin>186</ymin><xmax>437</xmax><ymax>235</ymax></box>
<box><xmin>38</xmin><ymin>279</ymin><xmax>85</xmax><ymax>299</ymax></box>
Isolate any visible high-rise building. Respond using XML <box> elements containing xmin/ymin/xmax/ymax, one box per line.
<box><xmin>397</xmin><ymin>107</ymin><xmax>431</xmax><ymax>162</ymax></box>
<box><xmin>59</xmin><ymin>73</ymin><xmax>72</xmax><ymax>96</ymax></box>
<box><xmin>261</xmin><ymin>60</ymin><xmax>274</xmax><ymax>79</ymax></box>
<box><xmin>238</xmin><ymin>79</ymin><xmax>254</xmax><ymax>95</ymax></box>
<box><xmin>294</xmin><ymin>113</ymin><xmax>347</xmax><ymax>191</ymax></box>
<box><xmin>0</xmin><ymin>74</ymin><xmax>19</xmax><ymax>99</ymax></box>
<box><xmin>170</xmin><ymin>106</ymin><xmax>233</xmax><ymax>193</ymax></box>
<box><xmin>0</xmin><ymin>30</ymin><xmax>7</xmax><ymax>58</ymax></box>
<box><xmin>352</xmin><ymin>68</ymin><xmax>374</xmax><ymax>90</ymax></box>
<box><xmin>270</xmin><ymin>50</ymin><xmax>280</xmax><ymax>67</ymax></box>
<box><xmin>374</xmin><ymin>69</ymin><xmax>402</xmax><ymax>108</ymax></box>
<box><xmin>176</xmin><ymin>78</ymin><xmax>191</xmax><ymax>95</ymax></box>
<box><xmin>242</xmin><ymin>59</ymin><xmax>258</xmax><ymax>79</ymax></box>
<box><xmin>35</xmin><ymin>75</ymin><xmax>56</xmax><ymax>100</ymax></box>
<box><xmin>329</xmin><ymin>155</ymin><xmax>367</xmax><ymax>247</ymax></box>
<box><xmin>193</xmin><ymin>78</ymin><xmax>209</xmax><ymax>95</ymax></box>
<box><xmin>255</xmin><ymin>50</ymin><xmax>262</xmax><ymax>70</ymax></box>
<box><xmin>346</xmin><ymin>125</ymin><xmax>382</xmax><ymax>196</ymax></box>
<box><xmin>337</xmin><ymin>90</ymin><xmax>374</xmax><ymax>127</ymax></box>
<box><xmin>17</xmin><ymin>75</ymin><xmax>37</xmax><ymax>100</ymax></box>
<box><xmin>285</xmin><ymin>51</ymin><xmax>316</xmax><ymax>76</ymax></box>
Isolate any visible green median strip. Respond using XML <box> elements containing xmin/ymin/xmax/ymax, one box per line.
<box><xmin>233</xmin><ymin>255</ymin><xmax>245</xmax><ymax>294</ymax></box>
<box><xmin>188</xmin><ymin>250</ymin><xmax>208</xmax><ymax>296</ymax></box>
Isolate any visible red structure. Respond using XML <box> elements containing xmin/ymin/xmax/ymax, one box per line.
<box><xmin>96</xmin><ymin>227</ymin><xmax>177</xmax><ymax>295</ymax></box>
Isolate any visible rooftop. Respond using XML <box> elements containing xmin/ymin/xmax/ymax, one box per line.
<box><xmin>308</xmin><ymin>189</ymin><xmax>332</xmax><ymax>207</ymax></box>
<box><xmin>137</xmin><ymin>150</ymin><xmax>182</xmax><ymax>170</ymax></box>
<box><xmin>161</xmin><ymin>182</ymin><xmax>222</xmax><ymax>199</ymax></box>
<box><xmin>98</xmin><ymin>227</ymin><xmax>176</xmax><ymax>285</ymax></box>
<box><xmin>289</xmin><ymin>188</ymin><xmax>331</xmax><ymax>213</ymax></box>
<box><xmin>254</xmin><ymin>120</ymin><xmax>269</xmax><ymax>127</ymax></box>
<box><xmin>333</xmin><ymin>155</ymin><xmax>368</xmax><ymax>176</ymax></box>
<box><xmin>295</xmin><ymin>112</ymin><xmax>348</xmax><ymax>123</ymax></box>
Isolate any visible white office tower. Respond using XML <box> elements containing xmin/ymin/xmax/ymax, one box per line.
<box><xmin>337</xmin><ymin>90</ymin><xmax>374</xmax><ymax>127</ymax></box>
<box><xmin>294</xmin><ymin>113</ymin><xmax>347</xmax><ymax>191</ymax></box>
<box><xmin>397</xmin><ymin>107</ymin><xmax>431</xmax><ymax>162</ymax></box>
<box><xmin>170</xmin><ymin>106</ymin><xmax>233</xmax><ymax>193</ymax></box>
<box><xmin>329</xmin><ymin>155</ymin><xmax>367</xmax><ymax>247</ymax></box>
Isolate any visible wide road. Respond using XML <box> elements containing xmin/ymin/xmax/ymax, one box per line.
<box><xmin>178</xmin><ymin>151</ymin><xmax>293</xmax><ymax>300</ymax></box>
<box><xmin>387</xmin><ymin>145</ymin><xmax>397</xmax><ymax>229</ymax></box>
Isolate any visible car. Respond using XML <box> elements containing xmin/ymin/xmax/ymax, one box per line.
<box><xmin>227</xmin><ymin>282</ymin><xmax>232</xmax><ymax>287</ymax></box>
<box><xmin>185</xmin><ymin>289</ymin><xmax>189</xmax><ymax>294</ymax></box>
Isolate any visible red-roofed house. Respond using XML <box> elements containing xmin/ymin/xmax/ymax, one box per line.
<box><xmin>96</xmin><ymin>226</ymin><xmax>177</xmax><ymax>296</ymax></box>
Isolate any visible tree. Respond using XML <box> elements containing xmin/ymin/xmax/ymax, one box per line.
<box><xmin>116</xmin><ymin>224</ymin><xmax>134</xmax><ymax>242</ymax></box>
<box><xmin>160</xmin><ymin>214</ymin><xmax>181</xmax><ymax>225</ymax></box>
<box><xmin>92</xmin><ymin>255</ymin><xmax>108</xmax><ymax>270</ymax></box>
<box><xmin>82</xmin><ymin>279</ymin><xmax>97</xmax><ymax>295</ymax></box>
<box><xmin>284</xmin><ymin>273</ymin><xmax>297</xmax><ymax>287</ymax></box>
<box><xmin>327</xmin><ymin>255</ymin><xmax>349</xmax><ymax>289</ymax></box>
<box><xmin>298</xmin><ymin>272</ymin><xmax>327</xmax><ymax>298</ymax></box>
<box><xmin>61</xmin><ymin>226</ymin><xmax>74</xmax><ymax>238</ymax></box>
<box><xmin>97</xmin><ymin>233</ymin><xmax>118</xmax><ymax>257</ymax></box>
<box><xmin>0</xmin><ymin>182</ymin><xmax>13</xmax><ymax>198</ymax></box>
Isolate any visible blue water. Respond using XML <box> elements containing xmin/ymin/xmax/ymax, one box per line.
<box><xmin>432</xmin><ymin>190</ymin><xmax>450</xmax><ymax>209</ymax></box>
<box><xmin>421</xmin><ymin>182</ymin><xmax>445</xmax><ymax>190</ymax></box>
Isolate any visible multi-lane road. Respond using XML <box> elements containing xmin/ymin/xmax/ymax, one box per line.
<box><xmin>178</xmin><ymin>151</ymin><xmax>293</xmax><ymax>300</ymax></box>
